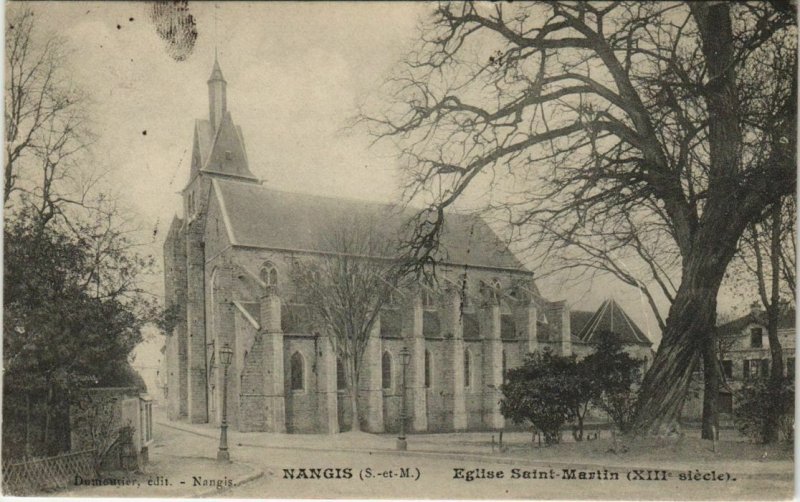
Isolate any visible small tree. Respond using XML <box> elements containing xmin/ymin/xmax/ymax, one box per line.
<box><xmin>583</xmin><ymin>331</ymin><xmax>643</xmax><ymax>434</ymax></box>
<box><xmin>290</xmin><ymin>215</ymin><xmax>402</xmax><ymax>432</ymax></box>
<box><xmin>570</xmin><ymin>358</ymin><xmax>599</xmax><ymax>441</ymax></box>
<box><xmin>500</xmin><ymin>348</ymin><xmax>582</xmax><ymax>445</ymax></box>
<box><xmin>71</xmin><ymin>393</ymin><xmax>134</xmax><ymax>473</ymax></box>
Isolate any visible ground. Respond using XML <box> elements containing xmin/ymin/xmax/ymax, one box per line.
<box><xmin>64</xmin><ymin>406</ymin><xmax>793</xmax><ymax>500</ymax></box>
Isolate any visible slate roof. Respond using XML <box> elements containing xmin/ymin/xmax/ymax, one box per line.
<box><xmin>423</xmin><ymin>311</ymin><xmax>442</xmax><ymax>337</ymax></box>
<box><xmin>463</xmin><ymin>313</ymin><xmax>480</xmax><ymax>339</ymax></box>
<box><xmin>380</xmin><ymin>308</ymin><xmax>403</xmax><ymax>338</ymax></box>
<box><xmin>569</xmin><ymin>310</ymin><xmax>595</xmax><ymax>338</ymax></box>
<box><xmin>717</xmin><ymin>308</ymin><xmax>796</xmax><ymax>337</ymax></box>
<box><xmin>573</xmin><ymin>298</ymin><xmax>651</xmax><ymax>346</ymax></box>
<box><xmin>190</xmin><ymin>115</ymin><xmax>257</xmax><ymax>182</ymax></box>
<box><xmin>212</xmin><ymin>178</ymin><xmax>528</xmax><ymax>272</ymax></box>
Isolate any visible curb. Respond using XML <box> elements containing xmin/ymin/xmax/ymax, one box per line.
<box><xmin>196</xmin><ymin>465</ymin><xmax>264</xmax><ymax>498</ymax></box>
<box><xmin>157</xmin><ymin>420</ymin><xmax>792</xmax><ymax>482</ymax></box>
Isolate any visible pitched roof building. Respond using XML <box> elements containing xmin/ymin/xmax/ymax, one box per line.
<box><xmin>162</xmin><ymin>58</ymin><xmax>654</xmax><ymax>435</ymax></box>
<box><xmin>682</xmin><ymin>304</ymin><xmax>795</xmax><ymax>420</ymax></box>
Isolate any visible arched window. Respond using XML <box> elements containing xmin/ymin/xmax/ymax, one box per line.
<box><xmin>337</xmin><ymin>358</ymin><xmax>346</xmax><ymax>390</ymax></box>
<box><xmin>502</xmin><ymin>350</ymin><xmax>507</xmax><ymax>384</ymax></box>
<box><xmin>422</xmin><ymin>290</ymin><xmax>435</xmax><ymax>309</ymax></box>
<box><xmin>260</xmin><ymin>262</ymin><xmax>278</xmax><ymax>287</ymax></box>
<box><xmin>382</xmin><ymin>351</ymin><xmax>392</xmax><ymax>390</ymax></box>
<box><xmin>464</xmin><ymin>349</ymin><xmax>471</xmax><ymax>388</ymax></box>
<box><xmin>424</xmin><ymin>350</ymin><xmax>432</xmax><ymax>389</ymax></box>
<box><xmin>290</xmin><ymin>351</ymin><xmax>304</xmax><ymax>391</ymax></box>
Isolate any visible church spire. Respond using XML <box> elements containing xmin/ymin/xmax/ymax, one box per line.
<box><xmin>208</xmin><ymin>53</ymin><xmax>227</xmax><ymax>132</ymax></box>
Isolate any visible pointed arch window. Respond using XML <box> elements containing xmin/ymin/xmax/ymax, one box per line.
<box><xmin>382</xmin><ymin>351</ymin><xmax>392</xmax><ymax>390</ymax></box>
<box><xmin>464</xmin><ymin>349</ymin><xmax>471</xmax><ymax>388</ymax></box>
<box><xmin>337</xmin><ymin>358</ymin><xmax>346</xmax><ymax>390</ymax></box>
<box><xmin>260</xmin><ymin>262</ymin><xmax>278</xmax><ymax>287</ymax></box>
<box><xmin>422</xmin><ymin>290</ymin><xmax>435</xmax><ymax>310</ymax></box>
<box><xmin>290</xmin><ymin>351</ymin><xmax>305</xmax><ymax>391</ymax></box>
<box><xmin>502</xmin><ymin>350</ymin><xmax>508</xmax><ymax>384</ymax></box>
<box><xmin>424</xmin><ymin>349</ymin><xmax>432</xmax><ymax>389</ymax></box>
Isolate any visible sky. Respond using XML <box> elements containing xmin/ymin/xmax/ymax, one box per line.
<box><xmin>8</xmin><ymin>1</ymin><xmax>748</xmax><ymax>362</ymax></box>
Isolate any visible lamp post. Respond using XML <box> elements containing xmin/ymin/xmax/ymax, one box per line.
<box><xmin>397</xmin><ymin>346</ymin><xmax>411</xmax><ymax>451</ymax></box>
<box><xmin>217</xmin><ymin>342</ymin><xmax>234</xmax><ymax>462</ymax></box>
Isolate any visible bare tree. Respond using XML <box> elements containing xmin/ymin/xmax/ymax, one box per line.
<box><xmin>360</xmin><ymin>2</ymin><xmax>796</xmax><ymax>434</ymax></box>
<box><xmin>727</xmin><ymin>194</ymin><xmax>796</xmax><ymax>442</ymax></box>
<box><xmin>5</xmin><ymin>7</ymin><xmax>95</xmax><ymax>228</ymax></box>
<box><xmin>290</xmin><ymin>216</ymin><xmax>403</xmax><ymax>432</ymax></box>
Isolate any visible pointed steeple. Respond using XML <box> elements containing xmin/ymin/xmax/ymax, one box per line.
<box><xmin>208</xmin><ymin>52</ymin><xmax>227</xmax><ymax>132</ymax></box>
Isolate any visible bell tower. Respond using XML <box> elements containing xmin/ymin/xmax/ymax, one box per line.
<box><xmin>208</xmin><ymin>52</ymin><xmax>227</xmax><ymax>133</ymax></box>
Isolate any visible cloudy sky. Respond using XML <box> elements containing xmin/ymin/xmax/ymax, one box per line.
<box><xmin>11</xmin><ymin>1</ymin><xmax>721</xmax><ymax>355</ymax></box>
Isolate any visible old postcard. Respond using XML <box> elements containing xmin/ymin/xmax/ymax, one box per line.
<box><xmin>3</xmin><ymin>1</ymin><xmax>795</xmax><ymax>500</ymax></box>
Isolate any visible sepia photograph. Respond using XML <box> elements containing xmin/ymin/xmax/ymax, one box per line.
<box><xmin>2</xmin><ymin>1</ymin><xmax>796</xmax><ymax>500</ymax></box>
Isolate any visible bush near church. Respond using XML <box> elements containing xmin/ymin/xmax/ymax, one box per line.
<box><xmin>500</xmin><ymin>332</ymin><xmax>643</xmax><ymax>443</ymax></box>
<box><xmin>500</xmin><ymin>348</ymin><xmax>578</xmax><ymax>445</ymax></box>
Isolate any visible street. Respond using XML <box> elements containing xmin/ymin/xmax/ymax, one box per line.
<box><xmin>152</xmin><ymin>421</ymin><xmax>793</xmax><ymax>500</ymax></box>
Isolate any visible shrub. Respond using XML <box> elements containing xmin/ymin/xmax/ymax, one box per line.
<box><xmin>582</xmin><ymin>332</ymin><xmax>643</xmax><ymax>433</ymax></box>
<box><xmin>734</xmin><ymin>376</ymin><xmax>794</xmax><ymax>444</ymax></box>
<box><xmin>500</xmin><ymin>348</ymin><xmax>581</xmax><ymax>445</ymax></box>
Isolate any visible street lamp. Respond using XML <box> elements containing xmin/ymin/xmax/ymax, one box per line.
<box><xmin>217</xmin><ymin>342</ymin><xmax>234</xmax><ymax>462</ymax></box>
<box><xmin>397</xmin><ymin>346</ymin><xmax>411</xmax><ymax>451</ymax></box>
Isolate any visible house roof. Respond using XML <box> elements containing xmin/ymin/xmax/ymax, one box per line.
<box><xmin>573</xmin><ymin>298</ymin><xmax>651</xmax><ymax>346</ymax></box>
<box><xmin>212</xmin><ymin>178</ymin><xmax>528</xmax><ymax>272</ymax></box>
<box><xmin>717</xmin><ymin>307</ymin><xmax>796</xmax><ymax>337</ymax></box>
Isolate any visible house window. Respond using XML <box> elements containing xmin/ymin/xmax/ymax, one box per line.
<box><xmin>382</xmin><ymin>352</ymin><xmax>392</xmax><ymax>390</ymax></box>
<box><xmin>290</xmin><ymin>351</ymin><xmax>304</xmax><ymax>390</ymax></box>
<box><xmin>721</xmin><ymin>360</ymin><xmax>733</xmax><ymax>379</ymax></box>
<box><xmin>744</xmin><ymin>358</ymin><xmax>769</xmax><ymax>380</ymax></box>
<box><xmin>424</xmin><ymin>350</ymin><xmax>432</xmax><ymax>389</ymax></box>
<box><xmin>718</xmin><ymin>392</ymin><xmax>733</xmax><ymax>414</ymax></box>
<box><xmin>260</xmin><ymin>262</ymin><xmax>278</xmax><ymax>287</ymax></box>
<box><xmin>750</xmin><ymin>327</ymin><xmax>763</xmax><ymax>348</ymax></box>
<box><xmin>464</xmin><ymin>349</ymin><xmax>471</xmax><ymax>388</ymax></box>
<box><xmin>336</xmin><ymin>358</ymin><xmax>346</xmax><ymax>390</ymax></box>
<box><xmin>502</xmin><ymin>350</ymin><xmax>508</xmax><ymax>383</ymax></box>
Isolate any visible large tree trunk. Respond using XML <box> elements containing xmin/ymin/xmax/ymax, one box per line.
<box><xmin>632</xmin><ymin>245</ymin><xmax>732</xmax><ymax>435</ymax></box>
<box><xmin>701</xmin><ymin>335</ymin><xmax>720</xmax><ymax>440</ymax></box>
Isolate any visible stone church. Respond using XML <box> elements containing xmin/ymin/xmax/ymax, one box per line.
<box><xmin>163</xmin><ymin>59</ymin><xmax>653</xmax><ymax>434</ymax></box>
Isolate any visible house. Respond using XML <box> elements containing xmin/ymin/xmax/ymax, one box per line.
<box><xmin>682</xmin><ymin>304</ymin><xmax>795</xmax><ymax>420</ymax></box>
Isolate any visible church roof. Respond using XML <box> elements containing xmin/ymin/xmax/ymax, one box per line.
<box><xmin>212</xmin><ymin>178</ymin><xmax>528</xmax><ymax>272</ymax></box>
<box><xmin>191</xmin><ymin>116</ymin><xmax>257</xmax><ymax>182</ymax></box>
<box><xmin>573</xmin><ymin>298</ymin><xmax>651</xmax><ymax>346</ymax></box>
<box><xmin>208</xmin><ymin>56</ymin><xmax>225</xmax><ymax>82</ymax></box>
